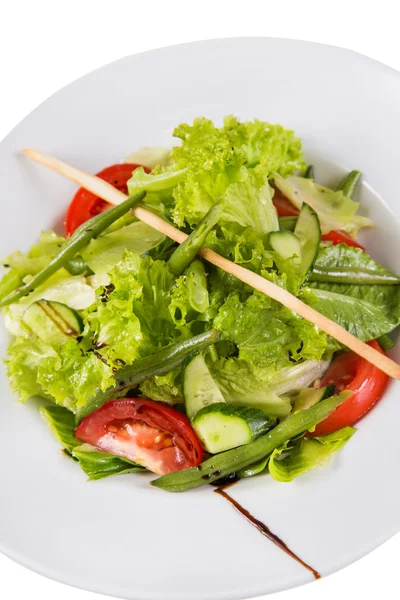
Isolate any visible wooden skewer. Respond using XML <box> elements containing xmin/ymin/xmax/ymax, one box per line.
<box><xmin>22</xmin><ymin>148</ymin><xmax>400</xmax><ymax>380</ymax></box>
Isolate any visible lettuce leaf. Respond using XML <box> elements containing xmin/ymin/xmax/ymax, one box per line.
<box><xmin>170</xmin><ymin>116</ymin><xmax>304</xmax><ymax>227</ymax></box>
<box><xmin>312</xmin><ymin>243</ymin><xmax>400</xmax><ymax>284</ymax></box>
<box><xmin>274</xmin><ymin>174</ymin><xmax>374</xmax><ymax>235</ymax></box>
<box><xmin>303</xmin><ymin>286</ymin><xmax>400</xmax><ymax>341</ymax></box>
<box><xmin>125</xmin><ymin>146</ymin><xmax>171</xmax><ymax>170</ymax></box>
<box><xmin>37</xmin><ymin>339</ymin><xmax>114</xmax><ymax>411</ymax></box>
<box><xmin>5</xmin><ymin>336</ymin><xmax>57</xmax><ymax>402</ymax></box>
<box><xmin>209</xmin><ymin>358</ymin><xmax>292</xmax><ymax>418</ymax></box>
<box><xmin>81</xmin><ymin>222</ymin><xmax>166</xmax><ymax>274</ymax></box>
<box><xmin>40</xmin><ymin>406</ymin><xmax>145</xmax><ymax>479</ymax></box>
<box><xmin>85</xmin><ymin>251</ymin><xmax>194</xmax><ymax>368</ymax></box>
<box><xmin>257</xmin><ymin>358</ymin><xmax>331</xmax><ymax>396</ymax></box>
<box><xmin>0</xmin><ymin>231</ymin><xmax>66</xmax><ymax>302</ymax></box>
<box><xmin>269</xmin><ymin>426</ymin><xmax>356</xmax><ymax>482</ymax></box>
<box><xmin>303</xmin><ymin>244</ymin><xmax>400</xmax><ymax>344</ymax></box>
<box><xmin>127</xmin><ymin>167</ymin><xmax>185</xmax><ymax>221</ymax></box>
<box><xmin>262</xmin><ymin>256</ymin><xmax>304</xmax><ymax>296</ymax></box>
<box><xmin>72</xmin><ymin>444</ymin><xmax>146</xmax><ymax>480</ymax></box>
<box><xmin>214</xmin><ymin>291</ymin><xmax>327</xmax><ymax>368</ymax></box>
<box><xmin>222</xmin><ymin>167</ymin><xmax>279</xmax><ymax>236</ymax></box>
<box><xmin>172</xmin><ymin>116</ymin><xmax>304</xmax><ymax>176</ymax></box>
<box><xmin>206</xmin><ymin>225</ymin><xmax>269</xmax><ymax>273</ymax></box>
<box><xmin>140</xmin><ymin>368</ymin><xmax>183</xmax><ymax>403</ymax></box>
<box><xmin>127</xmin><ymin>167</ymin><xmax>186</xmax><ymax>194</ymax></box>
<box><xmin>223</xmin><ymin>116</ymin><xmax>305</xmax><ymax>173</ymax></box>
<box><xmin>5</xmin><ymin>251</ymin><xmax>197</xmax><ymax>411</ymax></box>
<box><xmin>40</xmin><ymin>405</ymin><xmax>78</xmax><ymax>451</ymax></box>
<box><xmin>208</xmin><ymin>356</ymin><xmax>331</xmax><ymax>418</ymax></box>
<box><xmin>125</xmin><ymin>117</ymin><xmax>303</xmax><ymax>230</ymax></box>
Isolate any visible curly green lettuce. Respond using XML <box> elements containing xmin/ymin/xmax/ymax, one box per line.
<box><xmin>126</xmin><ymin>116</ymin><xmax>305</xmax><ymax>229</ymax></box>
<box><xmin>214</xmin><ymin>291</ymin><xmax>328</xmax><ymax>369</ymax></box>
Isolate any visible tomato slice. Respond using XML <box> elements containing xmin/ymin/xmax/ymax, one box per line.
<box><xmin>321</xmin><ymin>230</ymin><xmax>364</xmax><ymax>250</ymax></box>
<box><xmin>308</xmin><ymin>340</ymin><xmax>389</xmax><ymax>436</ymax></box>
<box><xmin>272</xmin><ymin>188</ymin><xmax>300</xmax><ymax>217</ymax></box>
<box><xmin>75</xmin><ymin>398</ymin><xmax>204</xmax><ymax>475</ymax></box>
<box><xmin>64</xmin><ymin>163</ymin><xmax>150</xmax><ymax>236</ymax></box>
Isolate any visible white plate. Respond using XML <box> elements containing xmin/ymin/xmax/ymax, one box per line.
<box><xmin>0</xmin><ymin>38</ymin><xmax>400</xmax><ymax>600</ymax></box>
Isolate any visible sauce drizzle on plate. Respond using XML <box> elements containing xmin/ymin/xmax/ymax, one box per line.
<box><xmin>214</xmin><ymin>486</ymin><xmax>320</xmax><ymax>580</ymax></box>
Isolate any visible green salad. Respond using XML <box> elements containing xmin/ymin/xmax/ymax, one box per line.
<box><xmin>1</xmin><ymin>116</ymin><xmax>399</xmax><ymax>492</ymax></box>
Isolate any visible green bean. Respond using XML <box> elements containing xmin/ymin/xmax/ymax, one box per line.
<box><xmin>186</xmin><ymin>259</ymin><xmax>209</xmax><ymax>313</ymax></box>
<box><xmin>377</xmin><ymin>334</ymin><xmax>395</xmax><ymax>352</ymax></box>
<box><xmin>304</xmin><ymin>165</ymin><xmax>314</xmax><ymax>179</ymax></box>
<box><xmin>309</xmin><ymin>267</ymin><xmax>400</xmax><ymax>285</ymax></box>
<box><xmin>278</xmin><ymin>216</ymin><xmax>297</xmax><ymax>231</ymax></box>
<box><xmin>65</xmin><ymin>256</ymin><xmax>92</xmax><ymax>276</ymax></box>
<box><xmin>336</xmin><ymin>170</ymin><xmax>361</xmax><ymax>198</ymax></box>
<box><xmin>0</xmin><ymin>191</ymin><xmax>146</xmax><ymax>306</ymax></box>
<box><xmin>151</xmin><ymin>390</ymin><xmax>351</xmax><ymax>492</ymax></box>
<box><xmin>168</xmin><ymin>202</ymin><xmax>224</xmax><ymax>276</ymax></box>
<box><xmin>76</xmin><ymin>329</ymin><xmax>220</xmax><ymax>423</ymax></box>
<box><xmin>206</xmin><ymin>344</ymin><xmax>219</xmax><ymax>363</ymax></box>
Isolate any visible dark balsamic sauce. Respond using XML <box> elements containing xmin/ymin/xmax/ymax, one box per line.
<box><xmin>211</xmin><ymin>472</ymin><xmax>239</xmax><ymax>487</ymax></box>
<box><xmin>93</xmin><ymin>350</ymin><xmax>110</xmax><ymax>365</ymax></box>
<box><xmin>214</xmin><ymin>486</ymin><xmax>320</xmax><ymax>580</ymax></box>
<box><xmin>94</xmin><ymin>341</ymin><xmax>107</xmax><ymax>350</ymax></box>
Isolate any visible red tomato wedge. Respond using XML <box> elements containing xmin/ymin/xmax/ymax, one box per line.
<box><xmin>308</xmin><ymin>340</ymin><xmax>389</xmax><ymax>437</ymax></box>
<box><xmin>75</xmin><ymin>398</ymin><xmax>204</xmax><ymax>475</ymax></box>
<box><xmin>64</xmin><ymin>163</ymin><xmax>150</xmax><ymax>236</ymax></box>
<box><xmin>272</xmin><ymin>188</ymin><xmax>364</xmax><ymax>249</ymax></box>
<box><xmin>321</xmin><ymin>230</ymin><xmax>364</xmax><ymax>249</ymax></box>
<box><xmin>272</xmin><ymin>188</ymin><xmax>300</xmax><ymax>217</ymax></box>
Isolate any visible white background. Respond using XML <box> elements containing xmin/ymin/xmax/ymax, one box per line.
<box><xmin>0</xmin><ymin>1</ymin><xmax>399</xmax><ymax>598</ymax></box>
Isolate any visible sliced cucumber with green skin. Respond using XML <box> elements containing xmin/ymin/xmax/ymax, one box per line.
<box><xmin>293</xmin><ymin>385</ymin><xmax>336</xmax><ymax>414</ymax></box>
<box><xmin>269</xmin><ymin>230</ymin><xmax>302</xmax><ymax>263</ymax></box>
<box><xmin>294</xmin><ymin>202</ymin><xmax>321</xmax><ymax>281</ymax></box>
<box><xmin>23</xmin><ymin>299</ymin><xmax>83</xmax><ymax>350</ymax></box>
<box><xmin>192</xmin><ymin>403</ymin><xmax>277</xmax><ymax>454</ymax></box>
<box><xmin>183</xmin><ymin>352</ymin><xmax>225</xmax><ymax>419</ymax></box>
<box><xmin>278</xmin><ymin>216</ymin><xmax>297</xmax><ymax>231</ymax></box>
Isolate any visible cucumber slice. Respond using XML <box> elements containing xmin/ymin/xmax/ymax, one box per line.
<box><xmin>269</xmin><ymin>230</ymin><xmax>302</xmax><ymax>263</ymax></box>
<box><xmin>23</xmin><ymin>300</ymin><xmax>83</xmax><ymax>350</ymax></box>
<box><xmin>294</xmin><ymin>202</ymin><xmax>321</xmax><ymax>280</ymax></box>
<box><xmin>293</xmin><ymin>385</ymin><xmax>336</xmax><ymax>413</ymax></box>
<box><xmin>183</xmin><ymin>352</ymin><xmax>226</xmax><ymax>419</ymax></box>
<box><xmin>278</xmin><ymin>216</ymin><xmax>297</xmax><ymax>231</ymax></box>
<box><xmin>192</xmin><ymin>403</ymin><xmax>276</xmax><ymax>454</ymax></box>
